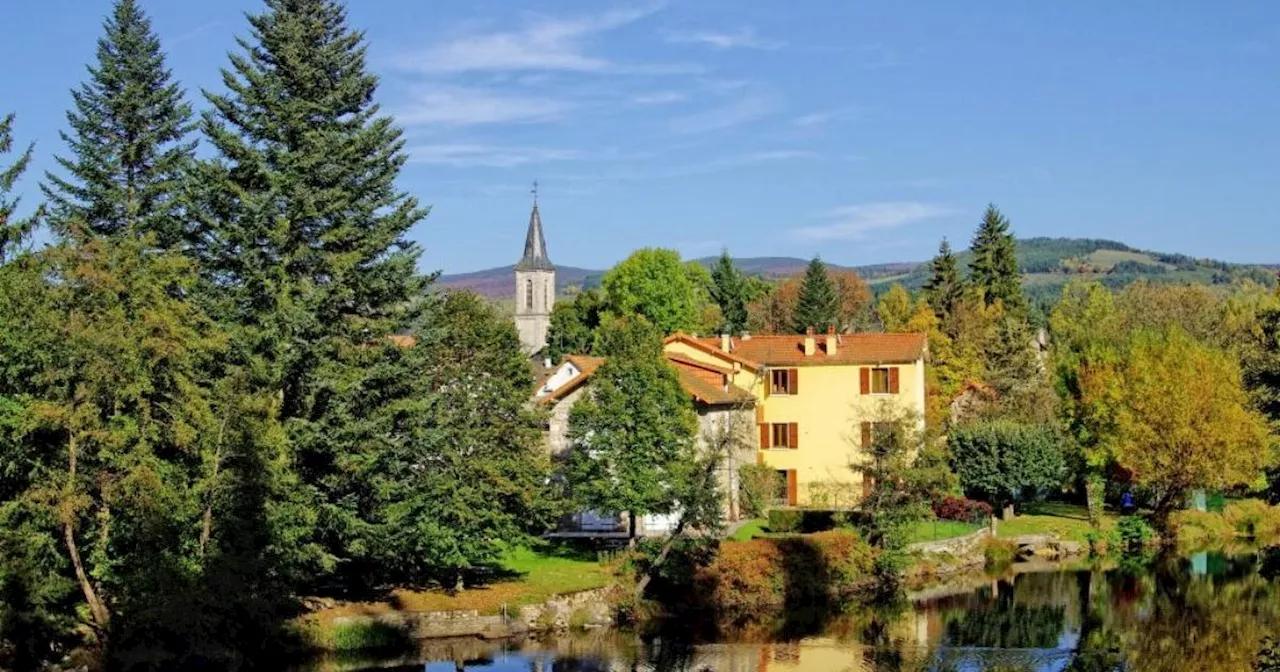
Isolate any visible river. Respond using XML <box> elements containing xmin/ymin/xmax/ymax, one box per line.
<box><xmin>296</xmin><ymin>548</ymin><xmax>1280</xmax><ymax>672</ymax></box>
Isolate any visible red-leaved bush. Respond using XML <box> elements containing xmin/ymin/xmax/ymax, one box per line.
<box><xmin>933</xmin><ymin>496</ymin><xmax>993</xmax><ymax>524</ymax></box>
<box><xmin>694</xmin><ymin>530</ymin><xmax>874</xmax><ymax>618</ymax></box>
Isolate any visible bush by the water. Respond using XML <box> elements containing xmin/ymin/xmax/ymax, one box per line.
<box><xmin>933</xmin><ymin>496</ymin><xmax>993</xmax><ymax>524</ymax></box>
<box><xmin>1172</xmin><ymin>500</ymin><xmax>1280</xmax><ymax>546</ymax></box>
<box><xmin>982</xmin><ymin>537</ymin><xmax>1018</xmax><ymax>569</ymax></box>
<box><xmin>1116</xmin><ymin>516</ymin><xmax>1156</xmax><ymax>551</ymax></box>
<box><xmin>694</xmin><ymin>530</ymin><xmax>874</xmax><ymax>618</ymax></box>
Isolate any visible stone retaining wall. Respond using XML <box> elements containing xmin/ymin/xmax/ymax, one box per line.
<box><xmin>907</xmin><ymin>527</ymin><xmax>991</xmax><ymax>556</ymax></box>
<box><xmin>320</xmin><ymin>586</ymin><xmax>618</xmax><ymax>650</ymax></box>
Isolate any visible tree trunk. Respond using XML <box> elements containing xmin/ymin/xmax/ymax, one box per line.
<box><xmin>1084</xmin><ymin>471</ymin><xmax>1104</xmax><ymax>528</ymax></box>
<box><xmin>628</xmin><ymin>512</ymin><xmax>637</xmax><ymax>548</ymax></box>
<box><xmin>63</xmin><ymin>433</ymin><xmax>109</xmax><ymax>629</ymax></box>
<box><xmin>633</xmin><ymin>518</ymin><xmax>688</xmax><ymax>599</ymax></box>
<box><xmin>199</xmin><ymin>415</ymin><xmax>229</xmax><ymax>558</ymax></box>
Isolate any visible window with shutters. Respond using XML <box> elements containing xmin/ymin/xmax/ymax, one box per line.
<box><xmin>770</xmin><ymin>369</ymin><xmax>795</xmax><ymax>395</ymax></box>
<box><xmin>870</xmin><ymin>367</ymin><xmax>891</xmax><ymax>394</ymax></box>
<box><xmin>770</xmin><ymin>423</ymin><xmax>797</xmax><ymax>449</ymax></box>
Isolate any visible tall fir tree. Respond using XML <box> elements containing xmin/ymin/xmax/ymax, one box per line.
<box><xmin>792</xmin><ymin>256</ymin><xmax>839</xmax><ymax>333</ymax></box>
<box><xmin>709</xmin><ymin>250</ymin><xmax>749</xmax><ymax>334</ymax></box>
<box><xmin>42</xmin><ymin>0</ymin><xmax>194</xmax><ymax>246</ymax></box>
<box><xmin>0</xmin><ymin>113</ymin><xmax>36</xmax><ymax>261</ymax></box>
<box><xmin>193</xmin><ymin>0</ymin><xmax>428</xmax><ymax>585</ymax></box>
<box><xmin>968</xmin><ymin>204</ymin><xmax>1025</xmax><ymax>315</ymax></box>
<box><xmin>922</xmin><ymin>238</ymin><xmax>963</xmax><ymax>324</ymax></box>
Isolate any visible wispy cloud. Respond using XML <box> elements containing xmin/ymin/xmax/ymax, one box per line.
<box><xmin>406</xmin><ymin>144</ymin><xmax>581</xmax><ymax>168</ymax></box>
<box><xmin>792</xmin><ymin>105</ymin><xmax>864</xmax><ymax>128</ymax></box>
<box><xmin>392</xmin><ymin>5</ymin><xmax>696</xmax><ymax>74</ymax></box>
<box><xmin>392</xmin><ymin>85</ymin><xmax>568</xmax><ymax>126</ymax></box>
<box><xmin>633</xmin><ymin>91</ymin><xmax>687</xmax><ymax>105</ymax></box>
<box><xmin>796</xmin><ymin>202</ymin><xmax>954</xmax><ymax>241</ymax></box>
<box><xmin>668</xmin><ymin>95</ymin><xmax>777</xmax><ymax>134</ymax></box>
<box><xmin>665</xmin><ymin>27</ymin><xmax>785</xmax><ymax>50</ymax></box>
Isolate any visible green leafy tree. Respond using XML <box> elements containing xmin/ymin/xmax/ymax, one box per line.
<box><xmin>545</xmin><ymin>288</ymin><xmax>605</xmax><ymax>362</ymax></box>
<box><xmin>792</xmin><ymin>256</ymin><xmax>839</xmax><ymax>333</ymax></box>
<box><xmin>601</xmin><ymin>248</ymin><xmax>704</xmax><ymax>334</ymax></box>
<box><xmin>373</xmin><ymin>292</ymin><xmax>555</xmax><ymax>588</ymax></box>
<box><xmin>922</xmin><ymin>238</ymin><xmax>964</xmax><ymax>322</ymax></box>
<box><xmin>1104</xmin><ymin>328</ymin><xmax>1272</xmax><ymax>527</ymax></box>
<box><xmin>710</xmin><ymin>250</ymin><xmax>749</xmax><ymax>334</ymax></box>
<box><xmin>969</xmin><ymin>204</ymin><xmax>1025</xmax><ymax>316</ymax></box>
<box><xmin>985</xmin><ymin>316</ymin><xmax>1056</xmax><ymax>423</ymax></box>
<box><xmin>855</xmin><ymin>404</ymin><xmax>954</xmax><ymax>584</ymax></box>
<box><xmin>877</xmin><ymin>283</ymin><xmax>913</xmax><ymax>332</ymax></box>
<box><xmin>191</xmin><ymin>0</ymin><xmax>429</xmax><ymax>585</ymax></box>
<box><xmin>42</xmin><ymin>0</ymin><xmax>194</xmax><ymax>246</ymax></box>
<box><xmin>566</xmin><ymin>317</ymin><xmax>700</xmax><ymax>540</ymax></box>
<box><xmin>0</xmin><ymin>113</ymin><xmax>37</xmax><ymax>260</ymax></box>
<box><xmin>949</xmin><ymin>420</ymin><xmax>1065</xmax><ymax>519</ymax></box>
<box><xmin>1239</xmin><ymin>306</ymin><xmax>1280</xmax><ymax>502</ymax></box>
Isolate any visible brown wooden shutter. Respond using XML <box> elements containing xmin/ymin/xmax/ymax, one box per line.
<box><xmin>754</xmin><ymin>404</ymin><xmax>764</xmax><ymax>424</ymax></box>
<box><xmin>860</xmin><ymin>421</ymin><xmax>872</xmax><ymax>450</ymax></box>
<box><xmin>787</xmin><ymin>470</ymin><xmax>798</xmax><ymax>506</ymax></box>
<box><xmin>759</xmin><ymin>423</ymin><xmax>771</xmax><ymax>449</ymax></box>
<box><xmin>788</xmin><ymin>422</ymin><xmax>799</xmax><ymax>449</ymax></box>
<box><xmin>860</xmin><ymin>367</ymin><xmax>870</xmax><ymax>394</ymax></box>
<box><xmin>889</xmin><ymin>367</ymin><xmax>900</xmax><ymax>394</ymax></box>
<box><xmin>789</xmin><ymin>368</ymin><xmax>799</xmax><ymax>394</ymax></box>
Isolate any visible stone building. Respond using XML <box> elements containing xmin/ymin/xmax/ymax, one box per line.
<box><xmin>514</xmin><ymin>197</ymin><xmax>554</xmax><ymax>353</ymax></box>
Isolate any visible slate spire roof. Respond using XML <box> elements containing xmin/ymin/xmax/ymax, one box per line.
<box><xmin>515</xmin><ymin>202</ymin><xmax>554</xmax><ymax>271</ymax></box>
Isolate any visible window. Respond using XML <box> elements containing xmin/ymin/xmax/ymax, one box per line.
<box><xmin>759</xmin><ymin>422</ymin><xmax>798</xmax><ymax>449</ymax></box>
<box><xmin>770</xmin><ymin>368</ymin><xmax>798</xmax><ymax>395</ymax></box>
<box><xmin>861</xmin><ymin>421</ymin><xmax>900</xmax><ymax>452</ymax></box>
<box><xmin>870</xmin><ymin>367</ymin><xmax>890</xmax><ymax>394</ymax></box>
<box><xmin>861</xmin><ymin>366</ymin><xmax>899</xmax><ymax>394</ymax></box>
<box><xmin>525</xmin><ymin>278</ymin><xmax>534</xmax><ymax>310</ymax></box>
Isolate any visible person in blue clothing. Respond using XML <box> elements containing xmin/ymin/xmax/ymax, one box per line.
<box><xmin>1121</xmin><ymin>490</ymin><xmax>1134</xmax><ymax>514</ymax></box>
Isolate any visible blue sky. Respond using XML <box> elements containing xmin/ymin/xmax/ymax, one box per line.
<box><xmin>3</xmin><ymin>1</ymin><xmax>1278</xmax><ymax>274</ymax></box>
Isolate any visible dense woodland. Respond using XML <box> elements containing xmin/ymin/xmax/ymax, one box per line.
<box><xmin>2</xmin><ymin>1</ymin><xmax>1280</xmax><ymax>670</ymax></box>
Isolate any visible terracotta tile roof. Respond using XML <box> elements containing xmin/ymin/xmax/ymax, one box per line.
<box><xmin>668</xmin><ymin>359</ymin><xmax>755</xmax><ymax>406</ymax></box>
<box><xmin>695</xmin><ymin>332</ymin><xmax>926</xmax><ymax>366</ymax></box>
<box><xmin>663</xmin><ymin>333</ymin><xmax>764</xmax><ymax>370</ymax></box>
<box><xmin>536</xmin><ymin>353</ymin><xmax>753</xmax><ymax>406</ymax></box>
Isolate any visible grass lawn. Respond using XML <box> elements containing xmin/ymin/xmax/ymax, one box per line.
<box><xmin>729</xmin><ymin>518</ymin><xmax>769</xmax><ymax>541</ymax></box>
<box><xmin>310</xmin><ymin>544</ymin><xmax>615</xmax><ymax>621</ymax></box>
<box><xmin>906</xmin><ymin>519</ymin><xmax>982</xmax><ymax>544</ymax></box>
<box><xmin>996</xmin><ymin>502</ymin><xmax>1115</xmax><ymax>544</ymax></box>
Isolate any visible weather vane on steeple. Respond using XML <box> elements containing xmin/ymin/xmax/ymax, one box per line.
<box><xmin>531</xmin><ymin>179</ymin><xmax>539</xmax><ymax>207</ymax></box>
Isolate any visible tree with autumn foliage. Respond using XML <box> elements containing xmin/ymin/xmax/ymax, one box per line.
<box><xmin>1095</xmin><ymin>328</ymin><xmax>1272</xmax><ymax>527</ymax></box>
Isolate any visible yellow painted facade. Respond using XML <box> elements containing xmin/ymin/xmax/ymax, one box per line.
<box><xmin>662</xmin><ymin>333</ymin><xmax>927</xmax><ymax>508</ymax></box>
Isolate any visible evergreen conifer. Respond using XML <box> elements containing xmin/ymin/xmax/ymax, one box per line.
<box><xmin>969</xmin><ymin>204</ymin><xmax>1025</xmax><ymax>315</ymax></box>
<box><xmin>792</xmin><ymin>256</ymin><xmax>839</xmax><ymax>333</ymax></box>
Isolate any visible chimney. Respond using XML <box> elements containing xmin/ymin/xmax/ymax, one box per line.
<box><xmin>741</xmin><ymin>331</ymin><xmax>751</xmax><ymax>341</ymax></box>
<box><xmin>720</xmin><ymin>333</ymin><xmax>732</xmax><ymax>352</ymax></box>
<box><xmin>804</xmin><ymin>327</ymin><xmax>816</xmax><ymax>356</ymax></box>
<box><xmin>826</xmin><ymin>326</ymin><xmax>837</xmax><ymax>356</ymax></box>
<box><xmin>543</xmin><ymin>357</ymin><xmax>553</xmax><ymax>369</ymax></box>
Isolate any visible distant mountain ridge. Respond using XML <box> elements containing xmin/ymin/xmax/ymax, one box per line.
<box><xmin>436</xmin><ymin>238</ymin><xmax>1276</xmax><ymax>302</ymax></box>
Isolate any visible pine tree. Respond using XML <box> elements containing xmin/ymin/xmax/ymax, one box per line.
<box><xmin>968</xmin><ymin>204</ymin><xmax>1024</xmax><ymax>315</ymax></box>
<box><xmin>792</xmin><ymin>256</ymin><xmax>839</xmax><ymax>333</ymax></box>
<box><xmin>922</xmin><ymin>238</ymin><xmax>963</xmax><ymax>323</ymax></box>
<box><xmin>193</xmin><ymin>0</ymin><xmax>428</xmax><ymax>585</ymax></box>
<box><xmin>0</xmin><ymin>113</ymin><xmax>36</xmax><ymax>261</ymax></box>
<box><xmin>42</xmin><ymin>0</ymin><xmax>194</xmax><ymax>246</ymax></box>
<box><xmin>710</xmin><ymin>250</ymin><xmax>749</xmax><ymax>334</ymax></box>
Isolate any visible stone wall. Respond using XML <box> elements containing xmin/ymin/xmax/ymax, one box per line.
<box><xmin>906</xmin><ymin>527</ymin><xmax>991</xmax><ymax>556</ymax></box>
<box><xmin>317</xmin><ymin>586</ymin><xmax>619</xmax><ymax>650</ymax></box>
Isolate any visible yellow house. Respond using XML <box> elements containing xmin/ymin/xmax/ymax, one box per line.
<box><xmin>663</xmin><ymin>328</ymin><xmax>927</xmax><ymax>508</ymax></box>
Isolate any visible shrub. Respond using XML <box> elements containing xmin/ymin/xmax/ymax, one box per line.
<box><xmin>695</xmin><ymin>530</ymin><xmax>873</xmax><ymax>618</ymax></box>
<box><xmin>982</xmin><ymin>537</ymin><xmax>1017</xmax><ymax>569</ymax></box>
<box><xmin>1224</xmin><ymin>499</ymin><xmax>1274</xmax><ymax>538</ymax></box>
<box><xmin>767</xmin><ymin>509</ymin><xmax>803</xmax><ymax>534</ymax></box>
<box><xmin>1170</xmin><ymin>509</ymin><xmax>1235</xmax><ymax>547</ymax></box>
<box><xmin>1115</xmin><ymin>516</ymin><xmax>1156</xmax><ymax>551</ymax></box>
<box><xmin>739</xmin><ymin>465</ymin><xmax>782</xmax><ymax>518</ymax></box>
<box><xmin>766</xmin><ymin>509</ymin><xmax>838</xmax><ymax>534</ymax></box>
<box><xmin>933</xmin><ymin>496</ymin><xmax>993</xmax><ymax>524</ymax></box>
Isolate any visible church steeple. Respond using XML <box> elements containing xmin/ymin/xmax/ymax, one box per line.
<box><xmin>515</xmin><ymin>201</ymin><xmax>553</xmax><ymax>271</ymax></box>
<box><xmin>514</xmin><ymin>182</ymin><xmax>555</xmax><ymax>353</ymax></box>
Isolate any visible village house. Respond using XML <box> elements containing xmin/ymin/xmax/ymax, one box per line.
<box><xmin>663</xmin><ymin>328</ymin><xmax>927</xmax><ymax>509</ymax></box>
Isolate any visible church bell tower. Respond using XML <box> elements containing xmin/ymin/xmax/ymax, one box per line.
<box><xmin>515</xmin><ymin>183</ymin><xmax>555</xmax><ymax>354</ymax></box>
